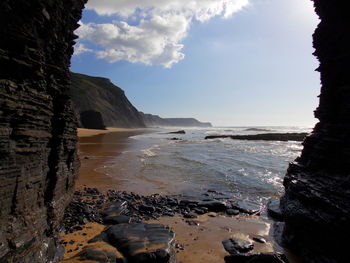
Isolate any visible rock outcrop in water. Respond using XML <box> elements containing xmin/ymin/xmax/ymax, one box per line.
<box><xmin>205</xmin><ymin>133</ymin><xmax>307</xmax><ymax>141</ymax></box>
<box><xmin>0</xmin><ymin>0</ymin><xmax>85</xmax><ymax>261</ymax></box>
<box><xmin>280</xmin><ymin>1</ymin><xmax>350</xmax><ymax>262</ymax></box>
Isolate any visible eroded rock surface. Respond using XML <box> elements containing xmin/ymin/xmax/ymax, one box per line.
<box><xmin>91</xmin><ymin>223</ymin><xmax>177</xmax><ymax>263</ymax></box>
<box><xmin>0</xmin><ymin>0</ymin><xmax>85</xmax><ymax>261</ymax></box>
<box><xmin>280</xmin><ymin>1</ymin><xmax>350</xmax><ymax>262</ymax></box>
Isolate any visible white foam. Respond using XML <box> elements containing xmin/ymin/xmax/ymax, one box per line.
<box><xmin>141</xmin><ymin>148</ymin><xmax>157</xmax><ymax>157</ymax></box>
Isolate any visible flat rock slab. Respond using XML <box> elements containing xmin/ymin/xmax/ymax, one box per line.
<box><xmin>267</xmin><ymin>198</ymin><xmax>284</xmax><ymax>221</ymax></box>
<box><xmin>224</xmin><ymin>252</ymin><xmax>289</xmax><ymax>263</ymax></box>
<box><xmin>232</xmin><ymin>201</ymin><xmax>261</xmax><ymax>215</ymax></box>
<box><xmin>222</xmin><ymin>238</ymin><xmax>254</xmax><ymax>254</ymax></box>
<box><xmin>101</xmin><ymin>201</ymin><xmax>128</xmax><ymax>218</ymax></box>
<box><xmin>91</xmin><ymin>223</ymin><xmax>177</xmax><ymax>263</ymax></box>
<box><xmin>103</xmin><ymin>215</ymin><xmax>131</xmax><ymax>225</ymax></box>
<box><xmin>198</xmin><ymin>200</ymin><xmax>228</xmax><ymax>212</ymax></box>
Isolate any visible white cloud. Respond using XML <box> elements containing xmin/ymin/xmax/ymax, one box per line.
<box><xmin>74</xmin><ymin>43</ymin><xmax>93</xmax><ymax>55</ymax></box>
<box><xmin>75</xmin><ymin>0</ymin><xmax>249</xmax><ymax>67</ymax></box>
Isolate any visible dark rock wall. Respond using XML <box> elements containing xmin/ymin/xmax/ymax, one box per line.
<box><xmin>280</xmin><ymin>1</ymin><xmax>350</xmax><ymax>262</ymax></box>
<box><xmin>0</xmin><ymin>0</ymin><xmax>85</xmax><ymax>262</ymax></box>
<box><xmin>80</xmin><ymin>110</ymin><xmax>106</xmax><ymax>130</ymax></box>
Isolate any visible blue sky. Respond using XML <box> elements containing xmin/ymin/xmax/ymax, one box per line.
<box><xmin>71</xmin><ymin>0</ymin><xmax>320</xmax><ymax>127</ymax></box>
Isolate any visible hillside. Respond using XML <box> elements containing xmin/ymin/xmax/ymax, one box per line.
<box><xmin>140</xmin><ymin>112</ymin><xmax>212</xmax><ymax>127</ymax></box>
<box><xmin>69</xmin><ymin>72</ymin><xmax>212</xmax><ymax>129</ymax></box>
<box><xmin>68</xmin><ymin>72</ymin><xmax>145</xmax><ymax>128</ymax></box>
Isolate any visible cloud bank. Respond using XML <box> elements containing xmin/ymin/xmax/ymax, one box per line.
<box><xmin>75</xmin><ymin>0</ymin><xmax>249</xmax><ymax>68</ymax></box>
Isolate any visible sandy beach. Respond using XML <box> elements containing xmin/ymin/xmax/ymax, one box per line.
<box><xmin>57</xmin><ymin>128</ymin><xmax>287</xmax><ymax>263</ymax></box>
<box><xmin>78</xmin><ymin>127</ymin><xmax>143</xmax><ymax>137</ymax></box>
<box><xmin>76</xmin><ymin>128</ymin><xmax>148</xmax><ymax>190</ymax></box>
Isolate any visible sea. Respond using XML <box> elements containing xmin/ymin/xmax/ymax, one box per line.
<box><xmin>99</xmin><ymin>126</ymin><xmax>312</xmax><ymax>206</ymax></box>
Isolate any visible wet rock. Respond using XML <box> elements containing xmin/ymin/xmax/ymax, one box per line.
<box><xmin>179</xmin><ymin>200</ymin><xmax>199</xmax><ymax>206</ymax></box>
<box><xmin>226</xmin><ymin>209</ymin><xmax>240</xmax><ymax>216</ymax></box>
<box><xmin>252</xmin><ymin>237</ymin><xmax>266</xmax><ymax>244</ymax></box>
<box><xmin>267</xmin><ymin>198</ymin><xmax>284</xmax><ymax>221</ymax></box>
<box><xmin>183</xmin><ymin>212</ymin><xmax>198</xmax><ymax>219</ymax></box>
<box><xmin>104</xmin><ymin>215</ymin><xmax>131</xmax><ymax>225</ymax></box>
<box><xmin>139</xmin><ymin>204</ymin><xmax>156</xmax><ymax>213</ymax></box>
<box><xmin>168</xmin><ymin>130</ymin><xmax>186</xmax><ymax>134</ymax></box>
<box><xmin>272</xmin><ymin>222</ymin><xmax>285</xmax><ymax>247</ymax></box>
<box><xmin>198</xmin><ymin>200</ymin><xmax>228</xmax><ymax>212</ymax></box>
<box><xmin>222</xmin><ymin>238</ymin><xmax>254</xmax><ymax>254</ymax></box>
<box><xmin>101</xmin><ymin>201</ymin><xmax>128</xmax><ymax>218</ymax></box>
<box><xmin>92</xmin><ymin>223</ymin><xmax>177</xmax><ymax>263</ymax></box>
<box><xmin>70</xmin><ymin>242</ymin><xmax>125</xmax><ymax>263</ymax></box>
<box><xmin>224</xmin><ymin>252</ymin><xmax>288</xmax><ymax>263</ymax></box>
<box><xmin>163</xmin><ymin>211</ymin><xmax>175</xmax><ymax>217</ymax></box>
<box><xmin>232</xmin><ymin>201</ymin><xmax>261</xmax><ymax>215</ymax></box>
<box><xmin>193</xmin><ymin>208</ymin><xmax>208</xmax><ymax>215</ymax></box>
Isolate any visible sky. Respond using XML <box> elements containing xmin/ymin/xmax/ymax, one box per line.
<box><xmin>71</xmin><ymin>0</ymin><xmax>320</xmax><ymax>127</ymax></box>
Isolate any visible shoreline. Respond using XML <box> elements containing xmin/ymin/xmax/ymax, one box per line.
<box><xmin>77</xmin><ymin>127</ymin><xmax>145</xmax><ymax>138</ymax></box>
<box><xmin>58</xmin><ymin>129</ymin><xmax>291</xmax><ymax>263</ymax></box>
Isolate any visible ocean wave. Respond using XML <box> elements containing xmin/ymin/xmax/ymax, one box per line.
<box><xmin>243</xmin><ymin>128</ymin><xmax>272</xmax><ymax>132</ymax></box>
<box><xmin>176</xmin><ymin>156</ymin><xmax>208</xmax><ymax>166</ymax></box>
<box><xmin>141</xmin><ymin>149</ymin><xmax>157</xmax><ymax>157</ymax></box>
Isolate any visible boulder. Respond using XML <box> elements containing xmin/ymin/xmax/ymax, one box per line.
<box><xmin>222</xmin><ymin>238</ymin><xmax>254</xmax><ymax>255</ymax></box>
<box><xmin>198</xmin><ymin>200</ymin><xmax>228</xmax><ymax>212</ymax></box>
<box><xmin>91</xmin><ymin>223</ymin><xmax>177</xmax><ymax>263</ymax></box>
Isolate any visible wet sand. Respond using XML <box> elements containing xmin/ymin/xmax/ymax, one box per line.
<box><xmin>148</xmin><ymin>214</ymin><xmax>275</xmax><ymax>263</ymax></box>
<box><xmin>77</xmin><ymin>129</ymin><xmax>148</xmax><ymax>190</ymax></box>
<box><xmin>60</xmin><ymin>222</ymin><xmax>106</xmax><ymax>261</ymax></box>
<box><xmin>62</xmin><ymin>129</ymin><xmax>284</xmax><ymax>263</ymax></box>
<box><xmin>78</xmin><ymin>127</ymin><xmax>142</xmax><ymax>137</ymax></box>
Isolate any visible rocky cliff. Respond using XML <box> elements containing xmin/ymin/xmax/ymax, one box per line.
<box><xmin>140</xmin><ymin>112</ymin><xmax>212</xmax><ymax>127</ymax></box>
<box><xmin>0</xmin><ymin>0</ymin><xmax>85</xmax><ymax>262</ymax></box>
<box><xmin>280</xmin><ymin>1</ymin><xmax>350</xmax><ymax>262</ymax></box>
<box><xmin>69</xmin><ymin>72</ymin><xmax>212</xmax><ymax>129</ymax></box>
<box><xmin>69</xmin><ymin>72</ymin><xmax>145</xmax><ymax>128</ymax></box>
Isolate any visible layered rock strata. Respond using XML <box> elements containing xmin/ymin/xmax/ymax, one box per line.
<box><xmin>0</xmin><ymin>0</ymin><xmax>85</xmax><ymax>261</ymax></box>
<box><xmin>280</xmin><ymin>1</ymin><xmax>350</xmax><ymax>262</ymax></box>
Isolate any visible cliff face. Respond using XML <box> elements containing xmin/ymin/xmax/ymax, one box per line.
<box><xmin>69</xmin><ymin>72</ymin><xmax>145</xmax><ymax>128</ymax></box>
<box><xmin>140</xmin><ymin>112</ymin><xmax>212</xmax><ymax>127</ymax></box>
<box><xmin>0</xmin><ymin>0</ymin><xmax>85</xmax><ymax>262</ymax></box>
<box><xmin>280</xmin><ymin>1</ymin><xmax>350</xmax><ymax>262</ymax></box>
